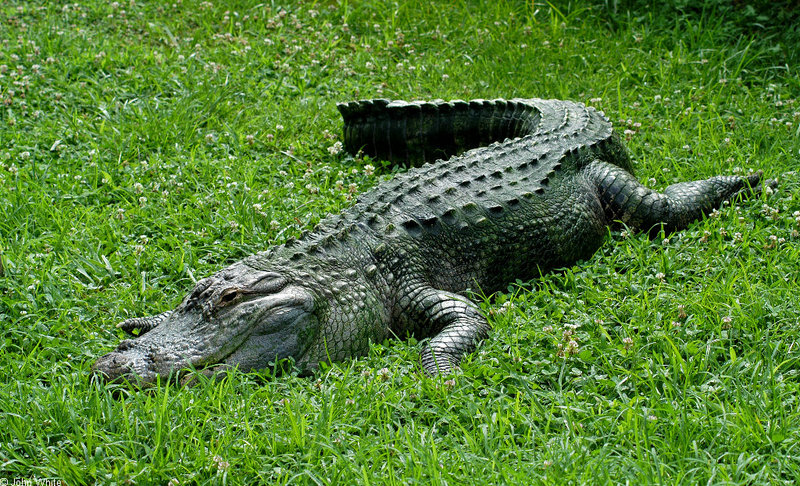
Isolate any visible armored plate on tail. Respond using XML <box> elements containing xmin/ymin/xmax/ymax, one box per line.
<box><xmin>94</xmin><ymin>98</ymin><xmax>770</xmax><ymax>385</ymax></box>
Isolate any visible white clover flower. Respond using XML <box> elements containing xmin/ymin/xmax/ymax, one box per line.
<box><xmin>327</xmin><ymin>141</ymin><xmax>343</xmax><ymax>155</ymax></box>
<box><xmin>566</xmin><ymin>340</ymin><xmax>579</xmax><ymax>354</ymax></box>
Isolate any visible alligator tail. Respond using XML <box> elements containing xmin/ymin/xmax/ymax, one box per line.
<box><xmin>337</xmin><ymin>98</ymin><xmax>542</xmax><ymax>166</ymax></box>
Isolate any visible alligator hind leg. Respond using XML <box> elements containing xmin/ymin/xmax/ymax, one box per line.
<box><xmin>583</xmin><ymin>160</ymin><xmax>774</xmax><ymax>233</ymax></box>
<box><xmin>401</xmin><ymin>287</ymin><xmax>491</xmax><ymax>375</ymax></box>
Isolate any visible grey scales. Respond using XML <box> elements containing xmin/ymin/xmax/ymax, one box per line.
<box><xmin>93</xmin><ymin>98</ymin><xmax>771</xmax><ymax>386</ymax></box>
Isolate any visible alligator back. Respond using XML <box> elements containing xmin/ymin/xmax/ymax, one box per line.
<box><xmin>319</xmin><ymin>99</ymin><xmax>634</xmax><ymax>293</ymax></box>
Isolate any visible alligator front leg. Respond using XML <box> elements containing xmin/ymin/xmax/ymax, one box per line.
<box><xmin>583</xmin><ymin>160</ymin><xmax>773</xmax><ymax>233</ymax></box>
<box><xmin>401</xmin><ymin>287</ymin><xmax>491</xmax><ymax>375</ymax></box>
<box><xmin>116</xmin><ymin>310</ymin><xmax>173</xmax><ymax>336</ymax></box>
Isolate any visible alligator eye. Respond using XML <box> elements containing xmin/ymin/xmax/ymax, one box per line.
<box><xmin>218</xmin><ymin>288</ymin><xmax>241</xmax><ymax>307</ymax></box>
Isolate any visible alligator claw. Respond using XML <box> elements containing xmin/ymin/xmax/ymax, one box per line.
<box><xmin>116</xmin><ymin>310</ymin><xmax>173</xmax><ymax>336</ymax></box>
<box><xmin>734</xmin><ymin>170</ymin><xmax>776</xmax><ymax>200</ymax></box>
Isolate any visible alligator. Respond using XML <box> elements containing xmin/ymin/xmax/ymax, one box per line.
<box><xmin>93</xmin><ymin>98</ymin><xmax>771</xmax><ymax>385</ymax></box>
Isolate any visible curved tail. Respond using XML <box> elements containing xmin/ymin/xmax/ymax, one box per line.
<box><xmin>337</xmin><ymin>98</ymin><xmax>542</xmax><ymax>165</ymax></box>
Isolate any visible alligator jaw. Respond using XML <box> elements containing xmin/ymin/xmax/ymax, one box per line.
<box><xmin>92</xmin><ymin>338</ymin><xmax>233</xmax><ymax>387</ymax></box>
<box><xmin>92</xmin><ymin>340</ymin><xmax>158</xmax><ymax>386</ymax></box>
<box><xmin>92</xmin><ymin>351</ymin><xmax>229</xmax><ymax>387</ymax></box>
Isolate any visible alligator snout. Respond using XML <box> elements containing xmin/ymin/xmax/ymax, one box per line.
<box><xmin>92</xmin><ymin>351</ymin><xmax>135</xmax><ymax>383</ymax></box>
<box><xmin>92</xmin><ymin>342</ymin><xmax>153</xmax><ymax>385</ymax></box>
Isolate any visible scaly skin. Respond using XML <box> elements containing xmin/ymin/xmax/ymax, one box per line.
<box><xmin>93</xmin><ymin>98</ymin><xmax>771</xmax><ymax>385</ymax></box>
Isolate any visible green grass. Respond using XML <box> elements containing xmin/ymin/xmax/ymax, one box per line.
<box><xmin>1</xmin><ymin>0</ymin><xmax>799</xmax><ymax>484</ymax></box>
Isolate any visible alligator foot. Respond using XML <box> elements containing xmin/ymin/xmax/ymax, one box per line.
<box><xmin>408</xmin><ymin>288</ymin><xmax>491</xmax><ymax>375</ymax></box>
<box><xmin>116</xmin><ymin>310</ymin><xmax>173</xmax><ymax>336</ymax></box>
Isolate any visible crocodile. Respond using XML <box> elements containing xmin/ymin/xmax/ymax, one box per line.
<box><xmin>93</xmin><ymin>98</ymin><xmax>771</xmax><ymax>385</ymax></box>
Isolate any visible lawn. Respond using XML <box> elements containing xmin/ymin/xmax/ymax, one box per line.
<box><xmin>1</xmin><ymin>0</ymin><xmax>799</xmax><ymax>484</ymax></box>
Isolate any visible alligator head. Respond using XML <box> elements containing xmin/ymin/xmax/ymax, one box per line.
<box><xmin>92</xmin><ymin>263</ymin><xmax>320</xmax><ymax>386</ymax></box>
